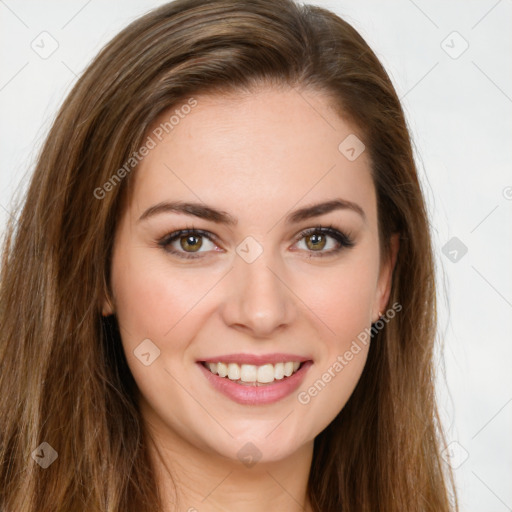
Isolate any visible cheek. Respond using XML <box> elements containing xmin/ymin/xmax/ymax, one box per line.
<box><xmin>111</xmin><ymin>246</ymin><xmax>213</xmax><ymax>340</ymax></box>
<box><xmin>293</xmin><ymin>251</ymin><xmax>378</xmax><ymax>418</ymax></box>
<box><xmin>109</xmin><ymin>247</ymin><xmax>212</xmax><ymax>404</ymax></box>
<box><xmin>301</xmin><ymin>255</ymin><xmax>379</xmax><ymax>345</ymax></box>
<box><xmin>296</xmin><ymin>265</ymin><xmax>374</xmax><ymax>432</ymax></box>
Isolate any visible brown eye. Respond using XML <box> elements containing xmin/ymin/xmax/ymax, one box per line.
<box><xmin>294</xmin><ymin>226</ymin><xmax>354</xmax><ymax>257</ymax></box>
<box><xmin>158</xmin><ymin>229</ymin><xmax>219</xmax><ymax>259</ymax></box>
<box><xmin>180</xmin><ymin>234</ymin><xmax>203</xmax><ymax>252</ymax></box>
<box><xmin>304</xmin><ymin>232</ymin><xmax>327</xmax><ymax>251</ymax></box>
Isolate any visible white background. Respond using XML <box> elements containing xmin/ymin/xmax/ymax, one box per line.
<box><xmin>1</xmin><ymin>1</ymin><xmax>511</xmax><ymax>510</ymax></box>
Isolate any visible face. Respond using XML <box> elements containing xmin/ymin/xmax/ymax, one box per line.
<box><xmin>104</xmin><ymin>86</ymin><xmax>397</xmax><ymax>465</ymax></box>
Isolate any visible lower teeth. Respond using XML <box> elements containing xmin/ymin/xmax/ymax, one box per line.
<box><xmin>219</xmin><ymin>374</ymin><xmax>294</xmax><ymax>386</ymax></box>
<box><xmin>234</xmin><ymin>380</ymin><xmax>276</xmax><ymax>387</ymax></box>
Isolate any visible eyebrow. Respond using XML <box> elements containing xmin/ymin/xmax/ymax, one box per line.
<box><xmin>138</xmin><ymin>198</ymin><xmax>366</xmax><ymax>225</ymax></box>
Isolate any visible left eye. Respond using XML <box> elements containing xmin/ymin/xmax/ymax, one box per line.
<box><xmin>292</xmin><ymin>225</ymin><xmax>355</xmax><ymax>256</ymax></box>
<box><xmin>158</xmin><ymin>226</ymin><xmax>354</xmax><ymax>260</ymax></box>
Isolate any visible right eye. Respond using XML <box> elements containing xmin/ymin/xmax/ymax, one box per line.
<box><xmin>157</xmin><ymin>228</ymin><xmax>222</xmax><ymax>259</ymax></box>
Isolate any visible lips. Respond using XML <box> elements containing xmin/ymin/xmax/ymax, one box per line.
<box><xmin>196</xmin><ymin>356</ymin><xmax>313</xmax><ymax>405</ymax></box>
<box><xmin>199</xmin><ymin>353</ymin><xmax>312</xmax><ymax>366</ymax></box>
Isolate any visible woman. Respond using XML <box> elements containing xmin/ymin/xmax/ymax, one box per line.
<box><xmin>0</xmin><ymin>0</ymin><xmax>457</xmax><ymax>510</ymax></box>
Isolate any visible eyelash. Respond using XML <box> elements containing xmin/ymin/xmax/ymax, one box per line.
<box><xmin>157</xmin><ymin>224</ymin><xmax>355</xmax><ymax>260</ymax></box>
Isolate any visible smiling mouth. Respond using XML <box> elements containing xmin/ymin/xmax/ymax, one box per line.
<box><xmin>200</xmin><ymin>360</ymin><xmax>305</xmax><ymax>386</ymax></box>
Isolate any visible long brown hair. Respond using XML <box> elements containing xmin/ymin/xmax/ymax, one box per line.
<box><xmin>0</xmin><ymin>0</ymin><xmax>457</xmax><ymax>510</ymax></box>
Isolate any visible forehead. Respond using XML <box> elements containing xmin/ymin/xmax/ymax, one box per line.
<box><xmin>127</xmin><ymin>87</ymin><xmax>376</xmax><ymax>225</ymax></box>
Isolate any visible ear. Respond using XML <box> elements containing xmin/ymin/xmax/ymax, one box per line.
<box><xmin>372</xmin><ymin>233</ymin><xmax>400</xmax><ymax>322</ymax></box>
<box><xmin>101</xmin><ymin>290</ymin><xmax>115</xmax><ymax>317</ymax></box>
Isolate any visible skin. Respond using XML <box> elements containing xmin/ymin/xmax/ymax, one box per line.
<box><xmin>103</xmin><ymin>86</ymin><xmax>399</xmax><ymax>512</ymax></box>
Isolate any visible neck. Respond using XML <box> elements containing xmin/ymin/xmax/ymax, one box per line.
<box><xmin>141</xmin><ymin>403</ymin><xmax>314</xmax><ymax>512</ymax></box>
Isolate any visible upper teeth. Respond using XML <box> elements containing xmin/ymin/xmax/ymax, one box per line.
<box><xmin>205</xmin><ymin>361</ymin><xmax>301</xmax><ymax>383</ymax></box>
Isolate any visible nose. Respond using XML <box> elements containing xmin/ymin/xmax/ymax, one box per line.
<box><xmin>220</xmin><ymin>248</ymin><xmax>296</xmax><ymax>338</ymax></box>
